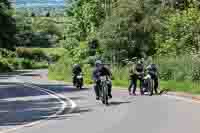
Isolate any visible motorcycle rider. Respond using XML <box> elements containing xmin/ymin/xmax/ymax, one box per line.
<box><xmin>72</xmin><ymin>64</ymin><xmax>82</xmax><ymax>86</ymax></box>
<box><xmin>128</xmin><ymin>58</ymin><xmax>145</xmax><ymax>95</ymax></box>
<box><xmin>93</xmin><ymin>60</ymin><xmax>112</xmax><ymax>100</ymax></box>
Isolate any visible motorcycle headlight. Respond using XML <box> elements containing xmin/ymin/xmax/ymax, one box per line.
<box><xmin>77</xmin><ymin>75</ymin><xmax>83</xmax><ymax>78</ymax></box>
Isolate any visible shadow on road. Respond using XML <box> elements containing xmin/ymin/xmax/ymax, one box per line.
<box><xmin>0</xmin><ymin>83</ymin><xmax>88</xmax><ymax>99</ymax></box>
<box><xmin>46</xmin><ymin>107</ymin><xmax>92</xmax><ymax>121</ymax></box>
<box><xmin>20</xmin><ymin>73</ymin><xmax>41</xmax><ymax>77</ymax></box>
<box><xmin>68</xmin><ymin>96</ymin><xmax>86</xmax><ymax>101</ymax></box>
<box><xmin>0</xmin><ymin>98</ymin><xmax>61</xmax><ymax>126</ymax></box>
<box><xmin>0</xmin><ymin>96</ymin><xmax>92</xmax><ymax>127</ymax></box>
<box><xmin>0</xmin><ymin>70</ymin><xmax>33</xmax><ymax>80</ymax></box>
<box><xmin>61</xmin><ymin>107</ymin><xmax>92</xmax><ymax>116</ymax></box>
<box><xmin>0</xmin><ymin>72</ymin><xmax>93</xmax><ymax>127</ymax></box>
<box><xmin>108</xmin><ymin>101</ymin><xmax>131</xmax><ymax>106</ymax></box>
<box><xmin>0</xmin><ymin>82</ymin><xmax>92</xmax><ymax>127</ymax></box>
<box><xmin>36</xmin><ymin>84</ymin><xmax>89</xmax><ymax>93</ymax></box>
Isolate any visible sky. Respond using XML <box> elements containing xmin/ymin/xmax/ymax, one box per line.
<box><xmin>15</xmin><ymin>0</ymin><xmax>65</xmax><ymax>8</ymax></box>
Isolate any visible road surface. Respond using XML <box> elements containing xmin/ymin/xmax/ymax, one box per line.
<box><xmin>0</xmin><ymin>69</ymin><xmax>200</xmax><ymax>133</ymax></box>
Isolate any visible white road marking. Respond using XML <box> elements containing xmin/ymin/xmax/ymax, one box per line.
<box><xmin>2</xmin><ymin>75</ymin><xmax>200</xmax><ymax>133</ymax></box>
<box><xmin>0</xmin><ymin>77</ymin><xmax>77</xmax><ymax>133</ymax></box>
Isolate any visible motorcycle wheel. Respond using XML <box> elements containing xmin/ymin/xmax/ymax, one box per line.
<box><xmin>147</xmin><ymin>79</ymin><xmax>153</xmax><ymax>96</ymax></box>
<box><xmin>101</xmin><ymin>82</ymin><xmax>109</xmax><ymax>105</ymax></box>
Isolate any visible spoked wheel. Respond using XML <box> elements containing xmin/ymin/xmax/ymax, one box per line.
<box><xmin>148</xmin><ymin>79</ymin><xmax>154</xmax><ymax>96</ymax></box>
<box><xmin>76</xmin><ymin>79</ymin><xmax>83</xmax><ymax>89</ymax></box>
<box><xmin>143</xmin><ymin>78</ymin><xmax>153</xmax><ymax>96</ymax></box>
<box><xmin>101</xmin><ymin>83</ymin><xmax>109</xmax><ymax>105</ymax></box>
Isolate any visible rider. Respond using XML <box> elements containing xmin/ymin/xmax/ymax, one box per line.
<box><xmin>72</xmin><ymin>64</ymin><xmax>82</xmax><ymax>86</ymax></box>
<box><xmin>128</xmin><ymin>58</ymin><xmax>145</xmax><ymax>95</ymax></box>
<box><xmin>93</xmin><ymin>60</ymin><xmax>112</xmax><ymax>100</ymax></box>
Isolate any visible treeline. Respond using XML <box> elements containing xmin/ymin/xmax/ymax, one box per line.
<box><xmin>16</xmin><ymin>7</ymin><xmax>65</xmax><ymax>17</ymax></box>
<box><xmin>0</xmin><ymin>0</ymin><xmax>16</xmax><ymax>49</ymax></box>
<box><xmin>49</xmin><ymin>0</ymin><xmax>200</xmax><ymax>87</ymax></box>
<box><xmin>60</xmin><ymin>0</ymin><xmax>200</xmax><ymax>63</ymax></box>
<box><xmin>0</xmin><ymin>0</ymin><xmax>65</xmax><ymax>49</ymax></box>
<box><xmin>0</xmin><ymin>0</ymin><xmax>64</xmax><ymax>71</ymax></box>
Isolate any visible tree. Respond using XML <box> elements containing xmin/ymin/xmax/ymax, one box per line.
<box><xmin>65</xmin><ymin>0</ymin><xmax>105</xmax><ymax>41</ymax></box>
<box><xmin>155</xmin><ymin>7</ymin><xmax>200</xmax><ymax>55</ymax></box>
<box><xmin>31</xmin><ymin>12</ymin><xmax>36</xmax><ymax>17</ymax></box>
<box><xmin>97</xmin><ymin>0</ymin><xmax>162</xmax><ymax>63</ymax></box>
<box><xmin>46</xmin><ymin>12</ymin><xmax>50</xmax><ymax>17</ymax></box>
<box><xmin>0</xmin><ymin>0</ymin><xmax>16</xmax><ymax>49</ymax></box>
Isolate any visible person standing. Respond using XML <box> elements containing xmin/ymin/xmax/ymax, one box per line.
<box><xmin>128</xmin><ymin>59</ymin><xmax>145</xmax><ymax>95</ymax></box>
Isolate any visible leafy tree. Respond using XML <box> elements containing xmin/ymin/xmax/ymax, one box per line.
<box><xmin>46</xmin><ymin>12</ymin><xmax>50</xmax><ymax>17</ymax></box>
<box><xmin>97</xmin><ymin>0</ymin><xmax>162</xmax><ymax>63</ymax></box>
<box><xmin>31</xmin><ymin>12</ymin><xmax>36</xmax><ymax>17</ymax></box>
<box><xmin>155</xmin><ymin>7</ymin><xmax>200</xmax><ymax>55</ymax></box>
<box><xmin>16</xmin><ymin>15</ymin><xmax>62</xmax><ymax>47</ymax></box>
<box><xmin>65</xmin><ymin>0</ymin><xmax>105</xmax><ymax>41</ymax></box>
<box><xmin>0</xmin><ymin>0</ymin><xmax>16</xmax><ymax>49</ymax></box>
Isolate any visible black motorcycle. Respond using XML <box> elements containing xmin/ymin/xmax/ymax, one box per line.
<box><xmin>99</xmin><ymin>76</ymin><xmax>110</xmax><ymax>105</ymax></box>
<box><xmin>135</xmin><ymin>70</ymin><xmax>153</xmax><ymax>96</ymax></box>
<box><xmin>141</xmin><ymin>70</ymin><xmax>154</xmax><ymax>96</ymax></box>
<box><xmin>74</xmin><ymin>73</ymin><xmax>83</xmax><ymax>89</ymax></box>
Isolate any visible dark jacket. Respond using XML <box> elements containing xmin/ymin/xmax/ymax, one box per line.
<box><xmin>135</xmin><ymin>63</ymin><xmax>144</xmax><ymax>73</ymax></box>
<box><xmin>72</xmin><ymin>65</ymin><xmax>82</xmax><ymax>75</ymax></box>
<box><xmin>93</xmin><ymin>66</ymin><xmax>111</xmax><ymax>81</ymax></box>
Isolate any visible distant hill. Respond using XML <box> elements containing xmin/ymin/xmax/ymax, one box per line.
<box><xmin>15</xmin><ymin>0</ymin><xmax>65</xmax><ymax>8</ymax></box>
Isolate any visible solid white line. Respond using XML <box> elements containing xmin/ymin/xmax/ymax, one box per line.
<box><xmin>0</xmin><ymin>77</ymin><xmax>77</xmax><ymax>133</ymax></box>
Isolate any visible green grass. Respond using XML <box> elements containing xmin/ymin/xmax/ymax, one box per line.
<box><xmin>19</xmin><ymin>47</ymin><xmax>66</xmax><ymax>57</ymax></box>
<box><xmin>112</xmin><ymin>80</ymin><xmax>129</xmax><ymax>87</ymax></box>
<box><xmin>48</xmin><ymin>70</ymin><xmax>200</xmax><ymax>94</ymax></box>
<box><xmin>112</xmin><ymin>80</ymin><xmax>200</xmax><ymax>94</ymax></box>
<box><xmin>160</xmin><ymin>80</ymin><xmax>200</xmax><ymax>94</ymax></box>
<box><xmin>48</xmin><ymin>56</ymin><xmax>200</xmax><ymax>95</ymax></box>
<box><xmin>36</xmin><ymin>48</ymin><xmax>66</xmax><ymax>56</ymax></box>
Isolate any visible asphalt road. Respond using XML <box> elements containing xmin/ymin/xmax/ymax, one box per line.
<box><xmin>0</xmin><ymin>69</ymin><xmax>200</xmax><ymax>133</ymax></box>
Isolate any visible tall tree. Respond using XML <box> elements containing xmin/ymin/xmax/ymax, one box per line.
<box><xmin>0</xmin><ymin>0</ymin><xmax>16</xmax><ymax>49</ymax></box>
<box><xmin>98</xmin><ymin>0</ymin><xmax>162</xmax><ymax>63</ymax></box>
<box><xmin>65</xmin><ymin>0</ymin><xmax>105</xmax><ymax>41</ymax></box>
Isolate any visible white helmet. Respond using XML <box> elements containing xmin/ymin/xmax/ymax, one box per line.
<box><xmin>95</xmin><ymin>60</ymin><xmax>102</xmax><ymax>66</ymax></box>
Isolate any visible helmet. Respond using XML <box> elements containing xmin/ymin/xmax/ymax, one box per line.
<box><xmin>141</xmin><ymin>58</ymin><xmax>144</xmax><ymax>63</ymax></box>
<box><xmin>137</xmin><ymin>60</ymin><xmax>141</xmax><ymax>64</ymax></box>
<box><xmin>138</xmin><ymin>58</ymin><xmax>144</xmax><ymax>64</ymax></box>
<box><xmin>73</xmin><ymin>64</ymin><xmax>80</xmax><ymax>68</ymax></box>
<box><xmin>95</xmin><ymin>60</ymin><xmax>102</xmax><ymax>66</ymax></box>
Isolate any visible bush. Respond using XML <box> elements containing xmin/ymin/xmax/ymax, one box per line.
<box><xmin>19</xmin><ymin>58</ymin><xmax>34</xmax><ymax>69</ymax></box>
<box><xmin>48</xmin><ymin>53</ymin><xmax>73</xmax><ymax>81</ymax></box>
<box><xmin>32</xmin><ymin>61</ymin><xmax>48</xmax><ymax>69</ymax></box>
<box><xmin>0</xmin><ymin>58</ymin><xmax>13</xmax><ymax>72</ymax></box>
<box><xmin>16</xmin><ymin>48</ymin><xmax>48</xmax><ymax>61</ymax></box>
<box><xmin>0</xmin><ymin>49</ymin><xmax>16</xmax><ymax>58</ymax></box>
<box><xmin>154</xmin><ymin>55</ymin><xmax>195</xmax><ymax>81</ymax></box>
<box><xmin>6</xmin><ymin>58</ymin><xmax>21</xmax><ymax>69</ymax></box>
<box><xmin>48</xmin><ymin>53</ymin><xmax>61</xmax><ymax>62</ymax></box>
<box><xmin>192</xmin><ymin>55</ymin><xmax>200</xmax><ymax>81</ymax></box>
<box><xmin>82</xmin><ymin>64</ymin><xmax>93</xmax><ymax>84</ymax></box>
<box><xmin>16</xmin><ymin>48</ymin><xmax>33</xmax><ymax>59</ymax></box>
<box><xmin>31</xmin><ymin>49</ymin><xmax>48</xmax><ymax>61</ymax></box>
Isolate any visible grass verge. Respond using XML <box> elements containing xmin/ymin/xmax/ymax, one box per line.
<box><xmin>48</xmin><ymin>71</ymin><xmax>200</xmax><ymax>94</ymax></box>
